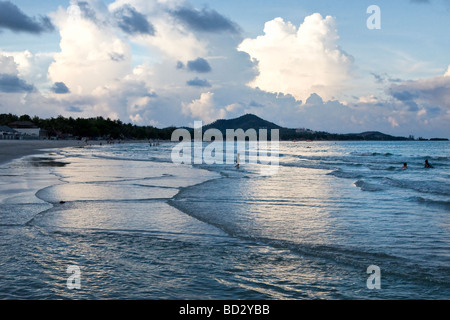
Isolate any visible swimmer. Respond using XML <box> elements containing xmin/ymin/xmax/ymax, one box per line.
<box><xmin>424</xmin><ymin>159</ymin><xmax>433</xmax><ymax>168</ymax></box>
<box><xmin>402</xmin><ymin>163</ymin><xmax>408</xmax><ymax>169</ymax></box>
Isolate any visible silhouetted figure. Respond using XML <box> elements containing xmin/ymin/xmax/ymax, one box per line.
<box><xmin>424</xmin><ymin>159</ymin><xmax>433</xmax><ymax>168</ymax></box>
<box><xmin>402</xmin><ymin>163</ymin><xmax>408</xmax><ymax>169</ymax></box>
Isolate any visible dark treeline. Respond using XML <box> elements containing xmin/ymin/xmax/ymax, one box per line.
<box><xmin>279</xmin><ymin>129</ymin><xmax>410</xmax><ymax>141</ymax></box>
<box><xmin>1</xmin><ymin>113</ymin><xmax>428</xmax><ymax>141</ymax></box>
<box><xmin>0</xmin><ymin>113</ymin><xmax>176</xmax><ymax>140</ymax></box>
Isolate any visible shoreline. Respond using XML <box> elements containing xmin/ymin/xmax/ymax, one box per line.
<box><xmin>0</xmin><ymin>139</ymin><xmax>149</xmax><ymax>166</ymax></box>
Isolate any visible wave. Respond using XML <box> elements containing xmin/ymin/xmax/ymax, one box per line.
<box><xmin>367</xmin><ymin>165</ymin><xmax>397</xmax><ymax>171</ymax></box>
<box><xmin>278</xmin><ymin>161</ymin><xmax>333</xmax><ymax>170</ymax></box>
<box><xmin>354</xmin><ymin>180</ymin><xmax>384</xmax><ymax>192</ymax></box>
<box><xmin>382</xmin><ymin>177</ymin><xmax>450</xmax><ymax>196</ymax></box>
<box><xmin>91</xmin><ymin>154</ymin><xmax>172</xmax><ymax>163</ymax></box>
<box><xmin>254</xmin><ymin>238</ymin><xmax>450</xmax><ymax>285</ymax></box>
<box><xmin>410</xmin><ymin>196</ymin><xmax>450</xmax><ymax>210</ymax></box>
<box><xmin>327</xmin><ymin>169</ymin><xmax>363</xmax><ymax>179</ymax></box>
<box><xmin>168</xmin><ymin>198</ymin><xmax>450</xmax><ymax>286</ymax></box>
<box><xmin>350</xmin><ymin>152</ymin><xmax>394</xmax><ymax>157</ymax></box>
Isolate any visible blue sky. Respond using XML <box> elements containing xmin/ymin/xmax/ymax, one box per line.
<box><xmin>0</xmin><ymin>0</ymin><xmax>449</xmax><ymax>137</ymax></box>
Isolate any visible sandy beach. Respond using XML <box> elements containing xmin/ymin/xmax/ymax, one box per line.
<box><xmin>0</xmin><ymin>140</ymin><xmax>107</xmax><ymax>165</ymax></box>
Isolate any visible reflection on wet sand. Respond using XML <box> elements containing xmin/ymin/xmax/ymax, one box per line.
<box><xmin>28</xmin><ymin>157</ymin><xmax>69</xmax><ymax>167</ymax></box>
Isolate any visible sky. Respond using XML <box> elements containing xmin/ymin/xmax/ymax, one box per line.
<box><xmin>0</xmin><ymin>0</ymin><xmax>449</xmax><ymax>138</ymax></box>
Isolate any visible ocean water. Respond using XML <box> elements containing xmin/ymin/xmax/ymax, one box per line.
<box><xmin>0</xmin><ymin>141</ymin><xmax>448</xmax><ymax>299</ymax></box>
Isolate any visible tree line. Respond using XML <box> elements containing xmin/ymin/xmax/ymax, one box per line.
<box><xmin>0</xmin><ymin>113</ymin><xmax>176</xmax><ymax>140</ymax></box>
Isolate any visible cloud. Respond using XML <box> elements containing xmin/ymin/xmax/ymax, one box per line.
<box><xmin>0</xmin><ymin>55</ymin><xmax>34</xmax><ymax>93</ymax></box>
<box><xmin>389</xmin><ymin>66</ymin><xmax>450</xmax><ymax>110</ymax></box>
<box><xmin>187</xmin><ymin>57</ymin><xmax>212</xmax><ymax>73</ymax></box>
<box><xmin>76</xmin><ymin>1</ymin><xmax>99</xmax><ymax>21</ymax></box>
<box><xmin>390</xmin><ymin>90</ymin><xmax>419</xmax><ymax>101</ymax></box>
<box><xmin>176</xmin><ymin>61</ymin><xmax>185</xmax><ymax>69</ymax></box>
<box><xmin>67</xmin><ymin>105</ymin><xmax>83</xmax><ymax>112</ymax></box>
<box><xmin>0</xmin><ymin>74</ymin><xmax>34</xmax><ymax>93</ymax></box>
<box><xmin>0</xmin><ymin>1</ymin><xmax>54</xmax><ymax>34</ymax></box>
<box><xmin>387</xmin><ymin>116</ymin><xmax>400</xmax><ymax>128</ymax></box>
<box><xmin>114</xmin><ymin>2</ymin><xmax>207</xmax><ymax>61</ymax></box>
<box><xmin>0</xmin><ymin>55</ymin><xmax>18</xmax><ymax>74</ymax></box>
<box><xmin>186</xmin><ymin>77</ymin><xmax>211</xmax><ymax>87</ymax></box>
<box><xmin>182</xmin><ymin>92</ymin><xmax>226</xmax><ymax>123</ymax></box>
<box><xmin>171</xmin><ymin>6</ymin><xmax>239</xmax><ymax>33</ymax></box>
<box><xmin>48</xmin><ymin>1</ymin><xmax>132</xmax><ymax>94</ymax></box>
<box><xmin>238</xmin><ymin>13</ymin><xmax>353</xmax><ymax>102</ymax></box>
<box><xmin>52</xmin><ymin>82</ymin><xmax>70</xmax><ymax>94</ymax></box>
<box><xmin>0</xmin><ymin>50</ymin><xmax>55</xmax><ymax>92</ymax></box>
<box><xmin>114</xmin><ymin>4</ymin><xmax>155</xmax><ymax>35</ymax></box>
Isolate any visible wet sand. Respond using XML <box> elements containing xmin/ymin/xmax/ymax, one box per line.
<box><xmin>0</xmin><ymin>140</ymin><xmax>104</xmax><ymax>165</ymax></box>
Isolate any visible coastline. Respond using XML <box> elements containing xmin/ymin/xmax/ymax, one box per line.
<box><xmin>0</xmin><ymin>140</ymin><xmax>112</xmax><ymax>165</ymax></box>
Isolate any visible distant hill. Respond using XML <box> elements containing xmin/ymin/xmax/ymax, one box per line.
<box><xmin>345</xmin><ymin>131</ymin><xmax>409</xmax><ymax>141</ymax></box>
<box><xmin>198</xmin><ymin>114</ymin><xmax>410</xmax><ymax>141</ymax></box>
<box><xmin>203</xmin><ymin>114</ymin><xmax>282</xmax><ymax>132</ymax></box>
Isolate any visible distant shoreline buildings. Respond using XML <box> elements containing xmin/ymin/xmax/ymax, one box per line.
<box><xmin>0</xmin><ymin>121</ymin><xmax>47</xmax><ymax>140</ymax></box>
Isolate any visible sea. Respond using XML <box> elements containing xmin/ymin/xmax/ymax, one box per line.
<box><xmin>0</xmin><ymin>140</ymin><xmax>448</xmax><ymax>300</ymax></box>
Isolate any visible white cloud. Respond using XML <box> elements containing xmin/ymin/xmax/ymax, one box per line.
<box><xmin>182</xmin><ymin>92</ymin><xmax>226</xmax><ymax>123</ymax></box>
<box><xmin>388</xmin><ymin>116</ymin><xmax>399</xmax><ymax>128</ymax></box>
<box><xmin>0</xmin><ymin>50</ymin><xmax>55</xmax><ymax>91</ymax></box>
<box><xmin>109</xmin><ymin>0</ymin><xmax>207</xmax><ymax>61</ymax></box>
<box><xmin>238</xmin><ymin>13</ymin><xmax>353</xmax><ymax>102</ymax></box>
<box><xmin>48</xmin><ymin>1</ymin><xmax>132</xmax><ymax>95</ymax></box>
<box><xmin>444</xmin><ymin>66</ymin><xmax>450</xmax><ymax>77</ymax></box>
<box><xmin>0</xmin><ymin>55</ymin><xmax>18</xmax><ymax>75</ymax></box>
<box><xmin>358</xmin><ymin>94</ymin><xmax>379</xmax><ymax>104</ymax></box>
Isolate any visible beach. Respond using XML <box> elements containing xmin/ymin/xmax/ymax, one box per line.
<box><xmin>0</xmin><ymin>140</ymin><xmax>449</xmax><ymax>299</ymax></box>
<box><xmin>0</xmin><ymin>140</ymin><xmax>89</xmax><ymax>165</ymax></box>
<box><xmin>0</xmin><ymin>139</ymin><xmax>152</xmax><ymax>165</ymax></box>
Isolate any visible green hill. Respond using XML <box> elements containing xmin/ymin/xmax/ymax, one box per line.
<box><xmin>199</xmin><ymin>114</ymin><xmax>409</xmax><ymax>141</ymax></box>
<box><xmin>203</xmin><ymin>114</ymin><xmax>282</xmax><ymax>132</ymax></box>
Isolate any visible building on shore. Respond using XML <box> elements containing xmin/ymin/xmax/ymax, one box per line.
<box><xmin>7</xmin><ymin>121</ymin><xmax>46</xmax><ymax>139</ymax></box>
<box><xmin>0</xmin><ymin>125</ymin><xmax>19</xmax><ymax>140</ymax></box>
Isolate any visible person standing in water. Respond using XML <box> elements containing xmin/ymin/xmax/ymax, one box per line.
<box><xmin>402</xmin><ymin>163</ymin><xmax>408</xmax><ymax>169</ymax></box>
<box><xmin>424</xmin><ymin>159</ymin><xmax>433</xmax><ymax>168</ymax></box>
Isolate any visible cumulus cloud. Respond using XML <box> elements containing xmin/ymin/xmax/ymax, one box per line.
<box><xmin>52</xmin><ymin>82</ymin><xmax>70</xmax><ymax>94</ymax></box>
<box><xmin>389</xmin><ymin>65</ymin><xmax>450</xmax><ymax>110</ymax></box>
<box><xmin>0</xmin><ymin>50</ymin><xmax>55</xmax><ymax>92</ymax></box>
<box><xmin>48</xmin><ymin>1</ymin><xmax>132</xmax><ymax>95</ymax></box>
<box><xmin>238</xmin><ymin>13</ymin><xmax>353</xmax><ymax>102</ymax></box>
<box><xmin>0</xmin><ymin>55</ymin><xmax>34</xmax><ymax>93</ymax></box>
<box><xmin>186</xmin><ymin>77</ymin><xmax>211</xmax><ymax>87</ymax></box>
<box><xmin>0</xmin><ymin>74</ymin><xmax>34</xmax><ymax>93</ymax></box>
<box><xmin>0</xmin><ymin>1</ymin><xmax>54</xmax><ymax>34</ymax></box>
<box><xmin>113</xmin><ymin>4</ymin><xmax>155</xmax><ymax>35</ymax></box>
<box><xmin>0</xmin><ymin>55</ymin><xmax>18</xmax><ymax>74</ymax></box>
<box><xmin>75</xmin><ymin>1</ymin><xmax>99</xmax><ymax>21</ymax></box>
<box><xmin>108</xmin><ymin>0</ymin><xmax>207</xmax><ymax>61</ymax></box>
<box><xmin>182</xmin><ymin>92</ymin><xmax>226</xmax><ymax>123</ymax></box>
<box><xmin>171</xmin><ymin>6</ymin><xmax>239</xmax><ymax>33</ymax></box>
<box><xmin>187</xmin><ymin>57</ymin><xmax>212</xmax><ymax>73</ymax></box>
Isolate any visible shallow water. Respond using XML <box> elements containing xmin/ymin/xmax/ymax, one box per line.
<box><xmin>0</xmin><ymin>141</ymin><xmax>448</xmax><ymax>299</ymax></box>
